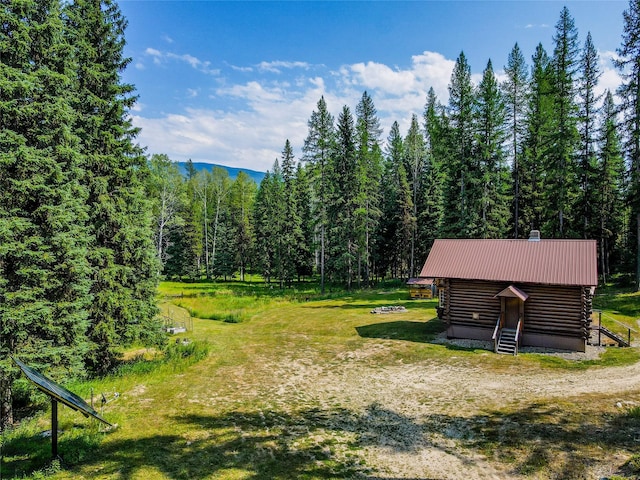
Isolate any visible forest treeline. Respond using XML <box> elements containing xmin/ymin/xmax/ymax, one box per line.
<box><xmin>151</xmin><ymin>5</ymin><xmax>640</xmax><ymax>293</ymax></box>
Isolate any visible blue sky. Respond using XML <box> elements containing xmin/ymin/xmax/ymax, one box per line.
<box><xmin>120</xmin><ymin>1</ymin><xmax>627</xmax><ymax>172</ymax></box>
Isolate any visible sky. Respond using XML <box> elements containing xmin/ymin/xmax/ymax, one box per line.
<box><xmin>119</xmin><ymin>0</ymin><xmax>628</xmax><ymax>173</ymax></box>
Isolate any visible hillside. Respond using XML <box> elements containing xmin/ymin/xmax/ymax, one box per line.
<box><xmin>176</xmin><ymin>161</ymin><xmax>265</xmax><ymax>184</ymax></box>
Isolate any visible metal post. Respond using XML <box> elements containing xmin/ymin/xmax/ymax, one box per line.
<box><xmin>629</xmin><ymin>329</ymin><xmax>631</xmax><ymax>347</ymax></box>
<box><xmin>51</xmin><ymin>399</ymin><xmax>58</xmax><ymax>459</ymax></box>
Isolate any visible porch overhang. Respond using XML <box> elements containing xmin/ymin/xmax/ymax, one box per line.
<box><xmin>494</xmin><ymin>285</ymin><xmax>529</xmax><ymax>302</ymax></box>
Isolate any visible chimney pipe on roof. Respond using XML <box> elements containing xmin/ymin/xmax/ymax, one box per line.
<box><xmin>529</xmin><ymin>230</ymin><xmax>541</xmax><ymax>242</ymax></box>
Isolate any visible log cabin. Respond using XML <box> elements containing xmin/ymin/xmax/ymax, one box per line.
<box><xmin>419</xmin><ymin>232</ymin><xmax>598</xmax><ymax>353</ymax></box>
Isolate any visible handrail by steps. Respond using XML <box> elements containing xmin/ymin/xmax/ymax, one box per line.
<box><xmin>514</xmin><ymin>318</ymin><xmax>522</xmax><ymax>343</ymax></box>
<box><xmin>513</xmin><ymin>318</ymin><xmax>523</xmax><ymax>355</ymax></box>
<box><xmin>492</xmin><ymin>315</ymin><xmax>501</xmax><ymax>340</ymax></box>
<box><xmin>492</xmin><ymin>315</ymin><xmax>501</xmax><ymax>353</ymax></box>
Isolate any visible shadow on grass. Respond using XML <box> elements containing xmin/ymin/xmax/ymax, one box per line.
<box><xmin>4</xmin><ymin>398</ymin><xmax>638</xmax><ymax>479</ymax></box>
<box><xmin>2</xmin><ymin>404</ymin><xmax>433</xmax><ymax>479</ymax></box>
<box><xmin>356</xmin><ymin>318</ymin><xmax>445</xmax><ymax>343</ymax></box>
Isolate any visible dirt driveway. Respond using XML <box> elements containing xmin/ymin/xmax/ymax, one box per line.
<box><xmin>256</xmin><ymin>340</ymin><xmax>640</xmax><ymax>479</ymax></box>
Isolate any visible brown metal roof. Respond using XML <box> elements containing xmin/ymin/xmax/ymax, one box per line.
<box><xmin>419</xmin><ymin>239</ymin><xmax>598</xmax><ymax>286</ymax></box>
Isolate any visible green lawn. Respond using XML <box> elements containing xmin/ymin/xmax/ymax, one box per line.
<box><xmin>3</xmin><ymin>281</ymin><xmax>640</xmax><ymax>479</ymax></box>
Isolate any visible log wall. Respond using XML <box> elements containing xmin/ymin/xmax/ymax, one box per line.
<box><xmin>442</xmin><ymin>279</ymin><xmax>592</xmax><ymax>351</ymax></box>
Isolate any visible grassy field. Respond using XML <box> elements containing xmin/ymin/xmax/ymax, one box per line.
<box><xmin>2</xmin><ymin>281</ymin><xmax>640</xmax><ymax>479</ymax></box>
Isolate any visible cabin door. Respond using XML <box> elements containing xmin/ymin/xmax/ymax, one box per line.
<box><xmin>504</xmin><ymin>297</ymin><xmax>521</xmax><ymax>329</ymax></box>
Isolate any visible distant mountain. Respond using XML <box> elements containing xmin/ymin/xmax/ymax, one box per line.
<box><xmin>176</xmin><ymin>161</ymin><xmax>265</xmax><ymax>184</ymax></box>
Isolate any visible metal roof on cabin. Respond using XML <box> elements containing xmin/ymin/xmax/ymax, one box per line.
<box><xmin>419</xmin><ymin>239</ymin><xmax>598</xmax><ymax>286</ymax></box>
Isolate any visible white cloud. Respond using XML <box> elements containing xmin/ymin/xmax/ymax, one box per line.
<box><xmin>257</xmin><ymin>60</ymin><xmax>311</xmax><ymax>73</ymax></box>
<box><xmin>524</xmin><ymin>23</ymin><xmax>550</xmax><ymax>29</ymax></box>
<box><xmin>598</xmin><ymin>50</ymin><xmax>623</xmax><ymax>99</ymax></box>
<box><xmin>143</xmin><ymin>48</ymin><xmax>220</xmax><ymax>75</ymax></box>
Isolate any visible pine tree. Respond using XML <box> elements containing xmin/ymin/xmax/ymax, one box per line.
<box><xmin>208</xmin><ymin>167</ymin><xmax>232</xmax><ymax>278</ymax></box>
<box><xmin>355</xmin><ymin>92</ymin><xmax>383</xmax><ymax>286</ymax></box>
<box><xmin>229</xmin><ymin>172</ymin><xmax>255</xmax><ymax>282</ymax></box>
<box><xmin>442</xmin><ymin>52</ymin><xmax>479</xmax><ymax>238</ymax></box>
<box><xmin>65</xmin><ymin>0</ymin><xmax>161</xmax><ymax>373</ymax></box>
<box><xmin>474</xmin><ymin>59</ymin><xmax>510</xmax><ymax>238</ymax></box>
<box><xmin>0</xmin><ymin>0</ymin><xmax>91</xmax><ymax>429</ymax></box>
<box><xmin>328</xmin><ymin>106</ymin><xmax>358</xmax><ymax>288</ymax></box>
<box><xmin>253</xmin><ymin>171</ymin><xmax>276</xmax><ymax>284</ymax></box>
<box><xmin>615</xmin><ymin>0</ymin><xmax>640</xmax><ymax>290</ymax></box>
<box><xmin>294</xmin><ymin>163</ymin><xmax>314</xmax><ymax>281</ymax></box>
<box><xmin>597</xmin><ymin>91</ymin><xmax>627</xmax><ymax>281</ymax></box>
<box><xmin>502</xmin><ymin>43</ymin><xmax>529</xmax><ymax>237</ymax></box>
<box><xmin>421</xmin><ymin>88</ymin><xmax>447</xmax><ymax>253</ymax></box>
<box><xmin>376</xmin><ymin>121</ymin><xmax>414</xmax><ymax>279</ymax></box>
<box><xmin>280</xmin><ymin>140</ymin><xmax>303</xmax><ymax>287</ymax></box>
<box><xmin>545</xmin><ymin>6</ymin><xmax>580</xmax><ymax>238</ymax></box>
<box><xmin>577</xmin><ymin>32</ymin><xmax>602</xmax><ymax>239</ymax></box>
<box><xmin>303</xmin><ymin>97</ymin><xmax>335</xmax><ymax>293</ymax></box>
<box><xmin>520</xmin><ymin>44</ymin><xmax>554</xmax><ymax>237</ymax></box>
<box><xmin>404</xmin><ymin>114</ymin><xmax>426</xmax><ymax>275</ymax></box>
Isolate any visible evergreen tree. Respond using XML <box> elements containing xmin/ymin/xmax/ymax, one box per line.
<box><xmin>229</xmin><ymin>172</ymin><xmax>255</xmax><ymax>282</ymax></box>
<box><xmin>302</xmin><ymin>97</ymin><xmax>335</xmax><ymax>293</ymax></box>
<box><xmin>545</xmin><ymin>6</ymin><xmax>580</xmax><ymax>237</ymax></box>
<box><xmin>65</xmin><ymin>0</ymin><xmax>161</xmax><ymax>373</ymax></box>
<box><xmin>355</xmin><ymin>92</ymin><xmax>383</xmax><ymax>286</ymax></box>
<box><xmin>421</xmin><ymin>88</ymin><xmax>447</xmax><ymax>253</ymax></box>
<box><xmin>253</xmin><ymin>163</ymin><xmax>284</xmax><ymax>284</ymax></box>
<box><xmin>520</xmin><ymin>44</ymin><xmax>553</xmax><ymax>237</ymax></box>
<box><xmin>474</xmin><ymin>59</ymin><xmax>510</xmax><ymax>238</ymax></box>
<box><xmin>577</xmin><ymin>32</ymin><xmax>602</xmax><ymax>239</ymax></box>
<box><xmin>280</xmin><ymin>140</ymin><xmax>303</xmax><ymax>287</ymax></box>
<box><xmin>597</xmin><ymin>91</ymin><xmax>627</xmax><ymax>281</ymax></box>
<box><xmin>208</xmin><ymin>167</ymin><xmax>232</xmax><ymax>278</ymax></box>
<box><xmin>376</xmin><ymin>121</ymin><xmax>414</xmax><ymax>279</ymax></box>
<box><xmin>502</xmin><ymin>43</ymin><xmax>529</xmax><ymax>237</ymax></box>
<box><xmin>328</xmin><ymin>106</ymin><xmax>358</xmax><ymax>288</ymax></box>
<box><xmin>615</xmin><ymin>0</ymin><xmax>640</xmax><ymax>289</ymax></box>
<box><xmin>0</xmin><ymin>0</ymin><xmax>91</xmax><ymax>429</ymax></box>
<box><xmin>404</xmin><ymin>114</ymin><xmax>426</xmax><ymax>275</ymax></box>
<box><xmin>294</xmin><ymin>163</ymin><xmax>314</xmax><ymax>281</ymax></box>
<box><xmin>442</xmin><ymin>52</ymin><xmax>479</xmax><ymax>238</ymax></box>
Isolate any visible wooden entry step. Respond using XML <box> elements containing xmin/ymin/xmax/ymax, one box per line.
<box><xmin>496</xmin><ymin>328</ymin><xmax>518</xmax><ymax>355</ymax></box>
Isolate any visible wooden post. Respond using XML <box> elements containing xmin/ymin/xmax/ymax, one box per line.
<box><xmin>51</xmin><ymin>398</ymin><xmax>58</xmax><ymax>459</ymax></box>
<box><xmin>598</xmin><ymin>311</ymin><xmax>602</xmax><ymax>346</ymax></box>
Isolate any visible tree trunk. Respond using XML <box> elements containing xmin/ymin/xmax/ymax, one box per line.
<box><xmin>0</xmin><ymin>375</ymin><xmax>13</xmax><ymax>431</ymax></box>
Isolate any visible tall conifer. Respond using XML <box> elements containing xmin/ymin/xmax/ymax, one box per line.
<box><xmin>303</xmin><ymin>97</ymin><xmax>335</xmax><ymax>293</ymax></box>
<box><xmin>474</xmin><ymin>59</ymin><xmax>510</xmax><ymax>238</ymax></box>
<box><xmin>546</xmin><ymin>6</ymin><xmax>580</xmax><ymax>237</ymax></box>
<box><xmin>502</xmin><ymin>44</ymin><xmax>529</xmax><ymax>237</ymax></box>
<box><xmin>65</xmin><ymin>0</ymin><xmax>160</xmax><ymax>373</ymax></box>
<box><xmin>615</xmin><ymin>0</ymin><xmax>640</xmax><ymax>290</ymax></box>
<box><xmin>0</xmin><ymin>0</ymin><xmax>91</xmax><ymax>428</ymax></box>
<box><xmin>577</xmin><ymin>32</ymin><xmax>602</xmax><ymax>239</ymax></box>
